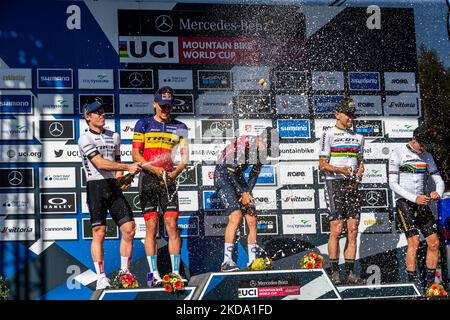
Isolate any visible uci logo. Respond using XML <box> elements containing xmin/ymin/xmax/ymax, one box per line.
<box><xmin>238</xmin><ymin>288</ymin><xmax>258</xmax><ymax>298</ymax></box>
<box><xmin>123</xmin><ymin>38</ymin><xmax>178</xmax><ymax>63</ymax></box>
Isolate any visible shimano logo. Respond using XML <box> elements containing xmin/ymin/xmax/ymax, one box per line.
<box><xmin>41</xmin><ymin>76</ymin><xmax>70</xmax><ymax>82</ymax></box>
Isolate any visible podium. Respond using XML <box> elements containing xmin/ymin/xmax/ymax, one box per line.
<box><xmin>337</xmin><ymin>283</ymin><xmax>421</xmax><ymax>300</ymax></box>
<box><xmin>93</xmin><ymin>287</ymin><xmax>197</xmax><ymax>300</ymax></box>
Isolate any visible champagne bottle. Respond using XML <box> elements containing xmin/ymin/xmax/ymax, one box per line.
<box><xmin>116</xmin><ymin>173</ymin><xmax>135</xmax><ymax>190</ymax></box>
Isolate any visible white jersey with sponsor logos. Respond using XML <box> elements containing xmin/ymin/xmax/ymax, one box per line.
<box><xmin>388</xmin><ymin>144</ymin><xmax>444</xmax><ymax>203</ymax></box>
<box><xmin>78</xmin><ymin>129</ymin><xmax>121</xmax><ymax>182</ymax></box>
<box><xmin>319</xmin><ymin>126</ymin><xmax>364</xmax><ymax>180</ymax></box>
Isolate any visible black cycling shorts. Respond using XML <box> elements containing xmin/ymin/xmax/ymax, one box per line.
<box><xmin>214</xmin><ymin>166</ymin><xmax>256</xmax><ymax>216</ymax></box>
<box><xmin>396</xmin><ymin>198</ymin><xmax>437</xmax><ymax>238</ymax></box>
<box><xmin>138</xmin><ymin>171</ymin><xmax>179</xmax><ymax>218</ymax></box>
<box><xmin>325</xmin><ymin>179</ymin><xmax>361</xmax><ymax>222</ymax></box>
<box><xmin>86</xmin><ymin>178</ymin><xmax>134</xmax><ymax>228</ymax></box>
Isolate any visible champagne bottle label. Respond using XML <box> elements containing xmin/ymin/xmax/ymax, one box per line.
<box><xmin>116</xmin><ymin>173</ymin><xmax>135</xmax><ymax>189</ymax></box>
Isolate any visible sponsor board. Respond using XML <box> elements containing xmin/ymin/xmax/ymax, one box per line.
<box><xmin>82</xmin><ymin>218</ymin><xmax>118</xmax><ymax>239</ymax></box>
<box><xmin>0</xmin><ymin>193</ymin><xmax>35</xmax><ymax>215</ymax></box>
<box><xmin>78</xmin><ymin>69</ymin><xmax>114</xmax><ymax>89</ymax></box>
<box><xmin>120</xmin><ymin>118</ymin><xmax>139</xmax><ymax>140</ymax></box>
<box><xmin>174</xmin><ymin>117</ymin><xmax>196</xmax><ymax>139</ymax></box>
<box><xmin>0</xmin><ymin>92</ymin><xmax>33</xmax><ymax>114</ymax></box>
<box><xmin>311</xmin><ymin>71</ymin><xmax>344</xmax><ymax>91</ymax></box>
<box><xmin>244</xmin><ymin>165</ymin><xmax>276</xmax><ymax>186</ymax></box>
<box><xmin>362</xmin><ymin>164</ymin><xmax>387</xmax><ymax>184</ymax></box>
<box><xmin>358</xmin><ymin>211</ymin><xmax>391</xmax><ymax>233</ymax></box>
<box><xmin>312</xmin><ymin>95</ymin><xmax>343</xmax><ymax>114</ymax></box>
<box><xmin>79</xmin><ymin>118</ymin><xmax>115</xmax><ymax>135</ymax></box>
<box><xmin>39</xmin><ymin>120</ymin><xmax>74</xmax><ymax>141</ymax></box>
<box><xmin>363</xmin><ymin>142</ymin><xmax>405</xmax><ymax>160</ymax></box>
<box><xmin>81</xmin><ymin>192</ymin><xmax>88</xmax><ymax>213</ymax></box>
<box><xmin>361</xmin><ymin>188</ymin><xmax>389</xmax><ymax>208</ymax></box>
<box><xmin>197</xmin><ymin>92</ymin><xmax>233</xmax><ymax>115</ymax></box>
<box><xmin>176</xmin><ymin>166</ymin><xmax>197</xmax><ymax>186</ymax></box>
<box><xmin>202</xmin><ymin>166</ymin><xmax>215</xmax><ymax>186</ymax></box>
<box><xmin>120</xmin><ymin>144</ymin><xmax>133</xmax><ymax>162</ymax></box>
<box><xmin>37</xmin><ymin>93</ymin><xmax>74</xmax><ymax>114</ymax></box>
<box><xmin>189</xmin><ymin>143</ymin><xmax>225</xmax><ymax>162</ymax></box>
<box><xmin>320</xmin><ymin>213</ymin><xmax>330</xmax><ymax>234</ymax></box>
<box><xmin>274</xmin><ymin>71</ymin><xmax>308</xmax><ymax>90</ymax></box>
<box><xmin>178</xmin><ymin>191</ymin><xmax>199</xmax><ymax>212</ymax></box>
<box><xmin>119</xmin><ymin>94</ymin><xmax>153</xmax><ymax>115</ymax></box>
<box><xmin>383</xmin><ymin>93</ymin><xmax>419</xmax><ymax>116</ymax></box>
<box><xmin>281</xmin><ymin>189</ymin><xmax>315</xmax><ymax>210</ymax></box>
<box><xmin>45</xmin><ymin>143</ymin><xmax>83</xmax><ymax>163</ymax></box>
<box><xmin>133</xmin><ymin>217</ymin><xmax>146</xmax><ymax>239</ymax></box>
<box><xmin>0</xmin><ymin>68</ymin><xmax>32</xmax><ymax>89</ymax></box>
<box><xmin>123</xmin><ymin>192</ymin><xmax>141</xmax><ymax>213</ymax></box>
<box><xmin>353</xmin><ymin>119</ymin><xmax>384</xmax><ymax>138</ymax></box>
<box><xmin>282</xmin><ymin>214</ymin><xmax>317</xmax><ymax>235</ymax></box>
<box><xmin>348</xmin><ymin>72</ymin><xmax>380</xmax><ymax>91</ymax></box>
<box><xmin>384</xmin><ymin>72</ymin><xmax>416</xmax><ymax>91</ymax></box>
<box><xmin>238</xmin><ymin>119</ymin><xmax>273</xmax><ymax>136</ymax></box>
<box><xmin>351</xmin><ymin>95</ymin><xmax>382</xmax><ymax>116</ymax></box>
<box><xmin>1</xmin><ymin>145</ymin><xmax>42</xmax><ymax>163</ymax></box>
<box><xmin>119</xmin><ymin>69</ymin><xmax>153</xmax><ymax>89</ymax></box>
<box><xmin>384</xmin><ymin>118</ymin><xmax>418</xmax><ymax>138</ymax></box>
<box><xmin>313</xmin><ymin>118</ymin><xmax>336</xmax><ymax>139</ymax></box>
<box><xmin>39</xmin><ymin>167</ymin><xmax>76</xmax><ymax>188</ymax></box>
<box><xmin>158</xmin><ymin>69</ymin><xmax>193</xmax><ymax>90</ymax></box>
<box><xmin>251</xmin><ymin>188</ymin><xmax>277</xmax><ymax>210</ymax></box>
<box><xmin>0</xmin><ymin>168</ymin><xmax>34</xmax><ymax>189</ymax></box>
<box><xmin>0</xmin><ymin>117</ymin><xmax>34</xmax><ymax>140</ymax></box>
<box><xmin>197</xmin><ymin>70</ymin><xmax>232</xmax><ymax>90</ymax></box>
<box><xmin>79</xmin><ymin>94</ymin><xmax>115</xmax><ymax>114</ymax></box>
<box><xmin>275</xmin><ymin>95</ymin><xmax>309</xmax><ymax>115</ymax></box>
<box><xmin>203</xmin><ymin>190</ymin><xmax>224</xmax><ymax>210</ymax></box>
<box><xmin>204</xmin><ymin>215</ymin><xmax>228</xmax><ymax>237</ymax></box>
<box><xmin>163</xmin><ymin>215</ymin><xmax>199</xmax><ymax>237</ymax></box>
<box><xmin>119</xmin><ymin>36</ymin><xmax>179</xmax><ymax>63</ymax></box>
<box><xmin>234</xmin><ymin>95</ymin><xmax>271</xmax><ymax>114</ymax></box>
<box><xmin>277</xmin><ymin>119</ymin><xmax>311</xmax><ymax>139</ymax></box>
<box><xmin>318</xmin><ymin>188</ymin><xmax>327</xmax><ymax>209</ymax></box>
<box><xmin>232</xmin><ymin>66</ymin><xmax>270</xmax><ymax>91</ymax></box>
<box><xmin>200</xmin><ymin>119</ymin><xmax>234</xmax><ymax>140</ymax></box>
<box><xmin>37</xmin><ymin>69</ymin><xmax>73</xmax><ymax>89</ymax></box>
<box><xmin>238</xmin><ymin>278</ymin><xmax>300</xmax><ymax>298</ymax></box>
<box><xmin>40</xmin><ymin>192</ymin><xmax>77</xmax><ymax>214</ymax></box>
<box><xmin>173</xmin><ymin>94</ymin><xmax>195</xmax><ymax>115</ymax></box>
<box><xmin>41</xmin><ymin>219</ymin><xmax>78</xmax><ymax>240</ymax></box>
<box><xmin>0</xmin><ymin>219</ymin><xmax>35</xmax><ymax>241</ymax></box>
<box><xmin>279</xmin><ymin>142</ymin><xmax>319</xmax><ymax>161</ymax></box>
<box><xmin>279</xmin><ymin>163</ymin><xmax>314</xmax><ymax>185</ymax></box>
<box><xmin>243</xmin><ymin>214</ymin><xmax>278</xmax><ymax>236</ymax></box>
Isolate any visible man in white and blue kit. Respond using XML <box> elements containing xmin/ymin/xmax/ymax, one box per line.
<box><xmin>389</xmin><ymin>125</ymin><xmax>445</xmax><ymax>291</ymax></box>
<box><xmin>319</xmin><ymin>97</ymin><xmax>365</xmax><ymax>285</ymax></box>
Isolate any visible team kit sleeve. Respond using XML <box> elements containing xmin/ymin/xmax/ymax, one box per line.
<box><xmin>427</xmin><ymin>154</ymin><xmax>445</xmax><ymax>197</ymax></box>
<box><xmin>388</xmin><ymin>149</ymin><xmax>417</xmax><ymax>203</ymax></box>
<box><xmin>319</xmin><ymin>130</ymin><xmax>331</xmax><ymax>162</ymax></box>
<box><xmin>78</xmin><ymin>135</ymin><xmax>100</xmax><ymax>160</ymax></box>
<box><xmin>247</xmin><ymin>163</ymin><xmax>262</xmax><ymax>192</ymax></box>
<box><xmin>132</xmin><ymin>119</ymin><xmax>145</xmax><ymax>150</ymax></box>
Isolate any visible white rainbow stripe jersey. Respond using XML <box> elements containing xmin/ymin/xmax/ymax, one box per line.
<box><xmin>319</xmin><ymin>126</ymin><xmax>365</xmax><ymax>180</ymax></box>
<box><xmin>388</xmin><ymin>143</ymin><xmax>444</xmax><ymax>203</ymax></box>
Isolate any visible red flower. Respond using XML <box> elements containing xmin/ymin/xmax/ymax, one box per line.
<box><xmin>316</xmin><ymin>261</ymin><xmax>323</xmax><ymax>268</ymax></box>
<box><xmin>308</xmin><ymin>252</ymin><xmax>318</xmax><ymax>260</ymax></box>
<box><xmin>174</xmin><ymin>280</ymin><xmax>183</xmax><ymax>290</ymax></box>
<box><xmin>305</xmin><ymin>261</ymin><xmax>314</xmax><ymax>269</ymax></box>
<box><xmin>431</xmin><ymin>284</ymin><xmax>439</xmax><ymax>290</ymax></box>
<box><xmin>439</xmin><ymin>290</ymin><xmax>447</xmax><ymax>296</ymax></box>
<box><xmin>164</xmin><ymin>284</ymin><xmax>173</xmax><ymax>293</ymax></box>
<box><xmin>163</xmin><ymin>275</ymin><xmax>170</xmax><ymax>283</ymax></box>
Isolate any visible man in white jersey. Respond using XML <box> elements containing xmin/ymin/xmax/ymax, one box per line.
<box><xmin>389</xmin><ymin>125</ymin><xmax>445</xmax><ymax>292</ymax></box>
<box><xmin>78</xmin><ymin>101</ymin><xmax>142</xmax><ymax>290</ymax></box>
<box><xmin>319</xmin><ymin>97</ymin><xmax>365</xmax><ymax>285</ymax></box>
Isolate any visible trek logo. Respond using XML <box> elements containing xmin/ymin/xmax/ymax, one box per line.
<box><xmin>119</xmin><ymin>37</ymin><xmax>179</xmax><ymax>63</ymax></box>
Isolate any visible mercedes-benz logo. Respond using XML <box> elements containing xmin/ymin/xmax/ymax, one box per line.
<box><xmin>177</xmin><ymin>171</ymin><xmax>188</xmax><ymax>184</ymax></box>
<box><xmin>8</xmin><ymin>171</ymin><xmax>23</xmax><ymax>186</ymax></box>
<box><xmin>249</xmin><ymin>280</ymin><xmax>257</xmax><ymax>287</ymax></box>
<box><xmin>128</xmin><ymin>72</ymin><xmax>144</xmax><ymax>87</ymax></box>
<box><xmin>366</xmin><ymin>191</ymin><xmax>381</xmax><ymax>206</ymax></box>
<box><xmin>133</xmin><ymin>195</ymin><xmax>141</xmax><ymax>209</ymax></box>
<box><xmin>155</xmin><ymin>15</ymin><xmax>173</xmax><ymax>33</ymax></box>
<box><xmin>210</xmin><ymin>122</ymin><xmax>224</xmax><ymax>136</ymax></box>
<box><xmin>49</xmin><ymin>122</ymin><xmax>64</xmax><ymax>137</ymax></box>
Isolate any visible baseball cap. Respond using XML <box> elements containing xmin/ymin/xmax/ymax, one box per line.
<box><xmin>413</xmin><ymin>125</ymin><xmax>436</xmax><ymax>149</ymax></box>
<box><xmin>154</xmin><ymin>86</ymin><xmax>175</xmax><ymax>106</ymax></box>
<box><xmin>83</xmin><ymin>101</ymin><xmax>107</xmax><ymax>114</ymax></box>
<box><xmin>335</xmin><ymin>97</ymin><xmax>356</xmax><ymax>116</ymax></box>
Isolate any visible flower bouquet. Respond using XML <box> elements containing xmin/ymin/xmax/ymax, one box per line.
<box><xmin>248</xmin><ymin>257</ymin><xmax>273</xmax><ymax>271</ymax></box>
<box><xmin>0</xmin><ymin>275</ymin><xmax>9</xmax><ymax>300</ymax></box>
<box><xmin>426</xmin><ymin>283</ymin><xmax>448</xmax><ymax>298</ymax></box>
<box><xmin>111</xmin><ymin>270</ymin><xmax>139</xmax><ymax>289</ymax></box>
<box><xmin>163</xmin><ymin>273</ymin><xmax>185</xmax><ymax>293</ymax></box>
<box><xmin>300</xmin><ymin>252</ymin><xmax>324</xmax><ymax>269</ymax></box>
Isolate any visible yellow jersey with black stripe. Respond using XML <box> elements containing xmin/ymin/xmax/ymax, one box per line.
<box><xmin>132</xmin><ymin>116</ymin><xmax>188</xmax><ymax>171</ymax></box>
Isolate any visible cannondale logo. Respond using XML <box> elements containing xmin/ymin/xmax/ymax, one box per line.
<box><xmin>366</xmin><ymin>191</ymin><xmax>381</xmax><ymax>206</ymax></box>
<box><xmin>8</xmin><ymin>171</ymin><xmax>23</xmax><ymax>186</ymax></box>
<box><xmin>49</xmin><ymin>122</ymin><xmax>64</xmax><ymax>137</ymax></box>
<box><xmin>128</xmin><ymin>72</ymin><xmax>144</xmax><ymax>87</ymax></box>
<box><xmin>155</xmin><ymin>15</ymin><xmax>173</xmax><ymax>32</ymax></box>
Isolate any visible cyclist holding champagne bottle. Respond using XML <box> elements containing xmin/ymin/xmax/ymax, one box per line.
<box><xmin>78</xmin><ymin>100</ymin><xmax>142</xmax><ymax>290</ymax></box>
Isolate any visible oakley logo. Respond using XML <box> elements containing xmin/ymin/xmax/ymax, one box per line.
<box><xmin>48</xmin><ymin>198</ymin><xmax>68</xmax><ymax>205</ymax></box>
